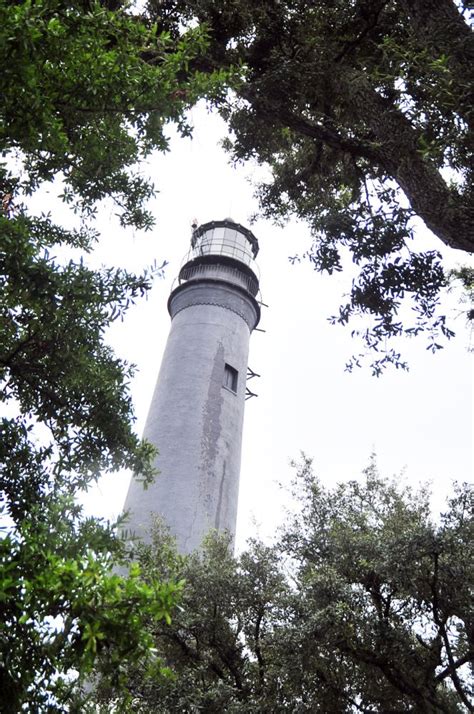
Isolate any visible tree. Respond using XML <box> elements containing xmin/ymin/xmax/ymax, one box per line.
<box><xmin>93</xmin><ymin>459</ymin><xmax>474</xmax><ymax>712</ymax></box>
<box><xmin>0</xmin><ymin>1</ymin><xmax>223</xmax><ymax>708</ymax></box>
<box><xmin>149</xmin><ymin>0</ymin><xmax>473</xmax><ymax>371</ymax></box>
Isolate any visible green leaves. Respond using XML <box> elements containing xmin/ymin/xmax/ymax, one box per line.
<box><xmin>0</xmin><ymin>214</ymin><xmax>163</xmax><ymax>493</ymax></box>
<box><xmin>0</xmin><ymin>504</ymin><xmax>183</xmax><ymax>711</ymax></box>
<box><xmin>0</xmin><ymin>212</ymin><xmax>170</xmax><ymax>706</ymax></box>
<box><xmin>0</xmin><ymin>1</ymin><xmax>227</xmax><ymax>708</ymax></box>
<box><xmin>99</xmin><ymin>463</ymin><xmax>473</xmax><ymax>712</ymax></box>
<box><xmin>0</xmin><ymin>0</ymin><xmax>222</xmax><ymax>230</ymax></box>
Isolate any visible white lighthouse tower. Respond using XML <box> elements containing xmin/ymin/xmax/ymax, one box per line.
<box><xmin>123</xmin><ymin>219</ymin><xmax>260</xmax><ymax>553</ymax></box>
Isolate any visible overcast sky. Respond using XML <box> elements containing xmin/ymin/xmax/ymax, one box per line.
<box><xmin>74</xmin><ymin>105</ymin><xmax>473</xmax><ymax>550</ymax></box>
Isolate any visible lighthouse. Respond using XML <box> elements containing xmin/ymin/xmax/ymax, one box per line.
<box><xmin>123</xmin><ymin>219</ymin><xmax>260</xmax><ymax>553</ymax></box>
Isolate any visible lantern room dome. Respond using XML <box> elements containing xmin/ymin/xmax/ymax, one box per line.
<box><xmin>174</xmin><ymin>218</ymin><xmax>260</xmax><ymax>299</ymax></box>
<box><xmin>189</xmin><ymin>219</ymin><xmax>259</xmax><ymax>267</ymax></box>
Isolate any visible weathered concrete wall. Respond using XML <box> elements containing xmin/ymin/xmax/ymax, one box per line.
<box><xmin>123</xmin><ymin>275</ymin><xmax>259</xmax><ymax>553</ymax></box>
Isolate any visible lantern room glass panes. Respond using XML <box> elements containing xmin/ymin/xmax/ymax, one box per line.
<box><xmin>191</xmin><ymin>225</ymin><xmax>255</xmax><ymax>267</ymax></box>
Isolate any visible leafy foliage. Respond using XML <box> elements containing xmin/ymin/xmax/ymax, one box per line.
<box><xmin>94</xmin><ymin>460</ymin><xmax>474</xmax><ymax>712</ymax></box>
<box><xmin>448</xmin><ymin>265</ymin><xmax>474</xmax><ymax>332</ymax></box>
<box><xmin>0</xmin><ymin>501</ymin><xmax>183</xmax><ymax>712</ymax></box>
<box><xmin>151</xmin><ymin>0</ymin><xmax>473</xmax><ymax>370</ymax></box>
<box><xmin>0</xmin><ymin>1</ymin><xmax>225</xmax><ymax>709</ymax></box>
<box><xmin>0</xmin><ymin>0</ymin><xmax>224</xmax><ymax>229</ymax></box>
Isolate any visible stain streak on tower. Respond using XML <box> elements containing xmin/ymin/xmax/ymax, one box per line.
<box><xmin>123</xmin><ymin>219</ymin><xmax>260</xmax><ymax>552</ymax></box>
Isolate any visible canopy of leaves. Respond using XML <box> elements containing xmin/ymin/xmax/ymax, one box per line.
<box><xmin>94</xmin><ymin>460</ymin><xmax>474</xmax><ymax>712</ymax></box>
<box><xmin>149</xmin><ymin>0</ymin><xmax>473</xmax><ymax>372</ymax></box>
<box><xmin>0</xmin><ymin>0</ymin><xmax>226</xmax><ymax>228</ymax></box>
<box><xmin>0</xmin><ymin>501</ymin><xmax>183</xmax><ymax>712</ymax></box>
<box><xmin>0</xmin><ymin>1</ymin><xmax>224</xmax><ymax>708</ymax></box>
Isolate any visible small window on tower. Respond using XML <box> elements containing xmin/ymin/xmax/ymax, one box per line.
<box><xmin>223</xmin><ymin>364</ymin><xmax>238</xmax><ymax>393</ymax></box>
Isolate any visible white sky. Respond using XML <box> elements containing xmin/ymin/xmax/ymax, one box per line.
<box><xmin>71</xmin><ymin>105</ymin><xmax>473</xmax><ymax>550</ymax></box>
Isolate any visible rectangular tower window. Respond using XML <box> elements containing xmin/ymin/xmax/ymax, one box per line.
<box><xmin>223</xmin><ymin>363</ymin><xmax>238</xmax><ymax>393</ymax></box>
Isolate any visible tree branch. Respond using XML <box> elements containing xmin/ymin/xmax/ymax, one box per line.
<box><xmin>253</xmin><ymin>608</ymin><xmax>266</xmax><ymax>691</ymax></box>
<box><xmin>344</xmin><ymin>75</ymin><xmax>474</xmax><ymax>252</ymax></box>
<box><xmin>431</xmin><ymin>551</ymin><xmax>473</xmax><ymax>711</ymax></box>
<box><xmin>435</xmin><ymin>651</ymin><xmax>474</xmax><ymax>683</ymax></box>
<box><xmin>270</xmin><ymin>106</ymin><xmax>382</xmax><ymax>165</ymax></box>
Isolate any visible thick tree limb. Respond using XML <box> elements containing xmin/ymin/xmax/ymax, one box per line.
<box><xmin>344</xmin><ymin>75</ymin><xmax>474</xmax><ymax>253</ymax></box>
